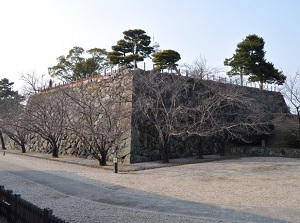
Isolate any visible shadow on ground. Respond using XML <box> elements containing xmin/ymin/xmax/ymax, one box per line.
<box><xmin>4</xmin><ymin>169</ymin><xmax>293</xmax><ymax>223</ymax></box>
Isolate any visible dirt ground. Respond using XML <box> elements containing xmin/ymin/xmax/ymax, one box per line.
<box><xmin>93</xmin><ymin>156</ymin><xmax>300</xmax><ymax>222</ymax></box>
<box><xmin>1</xmin><ymin>151</ymin><xmax>300</xmax><ymax>222</ymax></box>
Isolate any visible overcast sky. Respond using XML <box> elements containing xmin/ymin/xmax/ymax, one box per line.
<box><xmin>0</xmin><ymin>0</ymin><xmax>299</xmax><ymax>90</ymax></box>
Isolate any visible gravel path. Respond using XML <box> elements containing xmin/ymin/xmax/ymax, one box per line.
<box><xmin>0</xmin><ymin>152</ymin><xmax>300</xmax><ymax>222</ymax></box>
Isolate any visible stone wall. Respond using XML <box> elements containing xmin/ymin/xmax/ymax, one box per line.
<box><xmin>267</xmin><ymin>114</ymin><xmax>299</xmax><ymax>147</ymax></box>
<box><xmin>226</xmin><ymin>146</ymin><xmax>300</xmax><ymax>158</ymax></box>
<box><xmin>129</xmin><ymin>74</ymin><xmax>290</xmax><ymax>163</ymax></box>
<box><xmin>236</xmin><ymin>87</ymin><xmax>289</xmax><ymax>113</ymax></box>
<box><xmin>6</xmin><ymin>132</ymin><xmax>132</xmax><ymax>162</ymax></box>
<box><xmin>4</xmin><ymin>72</ymin><xmax>291</xmax><ymax>163</ymax></box>
<box><xmin>6</xmin><ymin>73</ymin><xmax>133</xmax><ymax>163</ymax></box>
<box><xmin>129</xmin><ymin>122</ymin><xmax>220</xmax><ymax>163</ymax></box>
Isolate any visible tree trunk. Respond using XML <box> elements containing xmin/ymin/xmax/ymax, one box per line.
<box><xmin>174</xmin><ymin>66</ymin><xmax>181</xmax><ymax>76</ymax></box>
<box><xmin>21</xmin><ymin>143</ymin><xmax>26</xmax><ymax>153</ymax></box>
<box><xmin>220</xmin><ymin>141</ymin><xmax>226</xmax><ymax>156</ymax></box>
<box><xmin>183</xmin><ymin>137</ymin><xmax>188</xmax><ymax>153</ymax></box>
<box><xmin>157</xmin><ymin>129</ymin><xmax>169</xmax><ymax>163</ymax></box>
<box><xmin>99</xmin><ymin>150</ymin><xmax>107</xmax><ymax>166</ymax></box>
<box><xmin>134</xmin><ymin>59</ymin><xmax>137</xmax><ymax>69</ymax></box>
<box><xmin>240</xmin><ymin>74</ymin><xmax>243</xmax><ymax>86</ymax></box>
<box><xmin>161</xmin><ymin>145</ymin><xmax>169</xmax><ymax>163</ymax></box>
<box><xmin>161</xmin><ymin>139</ymin><xmax>170</xmax><ymax>163</ymax></box>
<box><xmin>296</xmin><ymin>106</ymin><xmax>300</xmax><ymax>126</ymax></box>
<box><xmin>259</xmin><ymin>80</ymin><xmax>263</xmax><ymax>90</ymax></box>
<box><xmin>51</xmin><ymin>141</ymin><xmax>59</xmax><ymax>158</ymax></box>
<box><xmin>220</xmin><ymin>132</ymin><xmax>228</xmax><ymax>156</ymax></box>
<box><xmin>0</xmin><ymin>132</ymin><xmax>6</xmax><ymax>150</ymax></box>
<box><xmin>197</xmin><ymin>137</ymin><xmax>203</xmax><ymax>159</ymax></box>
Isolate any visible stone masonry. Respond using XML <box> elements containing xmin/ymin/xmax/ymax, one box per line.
<box><xmin>6</xmin><ymin>71</ymin><xmax>290</xmax><ymax>163</ymax></box>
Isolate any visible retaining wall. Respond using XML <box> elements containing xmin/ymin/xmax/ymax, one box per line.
<box><xmin>4</xmin><ymin>72</ymin><xmax>291</xmax><ymax>163</ymax></box>
<box><xmin>226</xmin><ymin>146</ymin><xmax>300</xmax><ymax>158</ymax></box>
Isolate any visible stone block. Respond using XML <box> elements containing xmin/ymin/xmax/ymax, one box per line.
<box><xmin>130</xmin><ymin>155</ymin><xmax>149</xmax><ymax>163</ymax></box>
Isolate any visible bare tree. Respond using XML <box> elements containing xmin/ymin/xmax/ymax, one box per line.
<box><xmin>186</xmin><ymin>80</ymin><xmax>272</xmax><ymax>155</ymax></box>
<box><xmin>282</xmin><ymin>72</ymin><xmax>300</xmax><ymax>125</ymax></box>
<box><xmin>0</xmin><ymin>98</ymin><xmax>10</xmax><ymax>150</ymax></box>
<box><xmin>281</xmin><ymin>72</ymin><xmax>300</xmax><ymax>146</ymax></box>
<box><xmin>20</xmin><ymin>72</ymin><xmax>43</xmax><ymax>96</ymax></box>
<box><xmin>1</xmin><ymin>117</ymin><xmax>28</xmax><ymax>153</ymax></box>
<box><xmin>133</xmin><ymin>72</ymin><xmax>191</xmax><ymax>163</ymax></box>
<box><xmin>183</xmin><ymin>56</ymin><xmax>223</xmax><ymax>79</ymax></box>
<box><xmin>24</xmin><ymin>89</ymin><xmax>68</xmax><ymax>157</ymax></box>
<box><xmin>0</xmin><ymin>94</ymin><xmax>28</xmax><ymax>153</ymax></box>
<box><xmin>63</xmin><ymin>74</ymin><xmax>132</xmax><ymax>166</ymax></box>
<box><xmin>20</xmin><ymin>72</ymin><xmax>53</xmax><ymax>97</ymax></box>
<box><xmin>0</xmin><ymin>79</ymin><xmax>23</xmax><ymax>150</ymax></box>
<box><xmin>134</xmin><ymin>71</ymin><xmax>273</xmax><ymax>163</ymax></box>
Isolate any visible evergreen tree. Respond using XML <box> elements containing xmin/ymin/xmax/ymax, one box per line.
<box><xmin>152</xmin><ymin>49</ymin><xmax>181</xmax><ymax>75</ymax></box>
<box><xmin>107</xmin><ymin>29</ymin><xmax>154</xmax><ymax>68</ymax></box>
<box><xmin>224</xmin><ymin>34</ymin><xmax>286</xmax><ymax>89</ymax></box>
<box><xmin>0</xmin><ymin>78</ymin><xmax>23</xmax><ymax>150</ymax></box>
<box><xmin>49</xmin><ymin>46</ymin><xmax>107</xmax><ymax>81</ymax></box>
<box><xmin>0</xmin><ymin>78</ymin><xmax>17</xmax><ymax>98</ymax></box>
